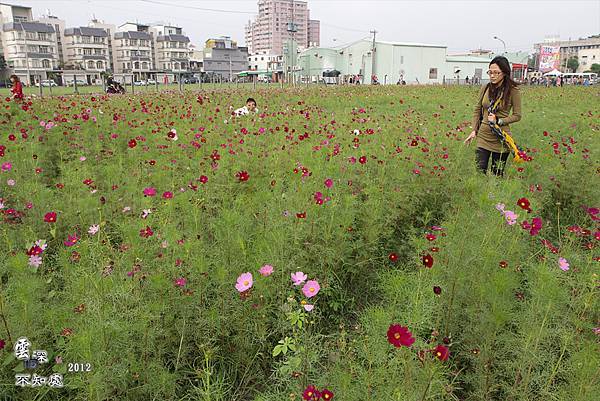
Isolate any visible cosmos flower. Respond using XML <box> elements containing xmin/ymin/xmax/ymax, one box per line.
<box><xmin>558</xmin><ymin>257</ymin><xmax>570</xmax><ymax>271</ymax></box>
<box><xmin>387</xmin><ymin>324</ymin><xmax>415</xmax><ymax>348</ymax></box>
<box><xmin>258</xmin><ymin>264</ymin><xmax>274</xmax><ymax>277</ymax></box>
<box><xmin>291</xmin><ymin>271</ymin><xmax>307</xmax><ymax>286</ymax></box>
<box><xmin>302</xmin><ymin>280</ymin><xmax>320</xmax><ymax>298</ymax></box>
<box><xmin>422</xmin><ymin>254</ymin><xmax>434</xmax><ymax>268</ymax></box>
<box><xmin>235</xmin><ymin>272</ymin><xmax>253</xmax><ymax>292</ymax></box>
<box><xmin>88</xmin><ymin>224</ymin><xmax>99</xmax><ymax>235</ymax></box>
<box><xmin>433</xmin><ymin>344</ymin><xmax>450</xmax><ymax>361</ymax></box>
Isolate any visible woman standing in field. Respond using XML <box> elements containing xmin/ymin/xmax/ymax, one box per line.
<box><xmin>10</xmin><ymin>75</ymin><xmax>24</xmax><ymax>101</ymax></box>
<box><xmin>464</xmin><ymin>56</ymin><xmax>522</xmax><ymax>176</ymax></box>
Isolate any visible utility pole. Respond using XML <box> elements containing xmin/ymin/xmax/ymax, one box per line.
<box><xmin>370</xmin><ymin>29</ymin><xmax>377</xmax><ymax>84</ymax></box>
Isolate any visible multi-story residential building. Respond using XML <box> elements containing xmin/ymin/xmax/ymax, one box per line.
<box><xmin>534</xmin><ymin>35</ymin><xmax>600</xmax><ymax>73</ymax></box>
<box><xmin>88</xmin><ymin>19</ymin><xmax>117</xmax><ymax>72</ymax></box>
<box><xmin>114</xmin><ymin>22</ymin><xmax>153</xmax><ymax>80</ymax></box>
<box><xmin>248</xmin><ymin>53</ymin><xmax>282</xmax><ymax>72</ymax></box>
<box><xmin>245</xmin><ymin>0</ymin><xmax>320</xmax><ymax>55</ymax></box>
<box><xmin>203</xmin><ymin>36</ymin><xmax>248</xmax><ymax>80</ymax></box>
<box><xmin>0</xmin><ymin>3</ymin><xmax>59</xmax><ymax>84</ymax></box>
<box><xmin>149</xmin><ymin>24</ymin><xmax>190</xmax><ymax>74</ymax></box>
<box><xmin>62</xmin><ymin>26</ymin><xmax>109</xmax><ymax>83</ymax></box>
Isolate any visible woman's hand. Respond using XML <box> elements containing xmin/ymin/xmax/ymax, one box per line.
<box><xmin>488</xmin><ymin>113</ymin><xmax>497</xmax><ymax>123</ymax></box>
<box><xmin>464</xmin><ymin>130</ymin><xmax>477</xmax><ymax>145</ymax></box>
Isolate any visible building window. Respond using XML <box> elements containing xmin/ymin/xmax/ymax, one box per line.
<box><xmin>142</xmin><ymin>61</ymin><xmax>148</xmax><ymax>69</ymax></box>
<box><xmin>87</xmin><ymin>60</ymin><xmax>95</xmax><ymax>69</ymax></box>
<box><xmin>429</xmin><ymin>68</ymin><xmax>437</xmax><ymax>79</ymax></box>
<box><xmin>42</xmin><ymin>59</ymin><xmax>50</xmax><ymax>68</ymax></box>
<box><xmin>96</xmin><ymin>61</ymin><xmax>103</xmax><ymax>69</ymax></box>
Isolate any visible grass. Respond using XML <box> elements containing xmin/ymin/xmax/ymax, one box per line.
<box><xmin>0</xmin><ymin>85</ymin><xmax>598</xmax><ymax>401</ymax></box>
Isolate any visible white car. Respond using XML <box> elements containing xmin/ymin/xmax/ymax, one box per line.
<box><xmin>67</xmin><ymin>79</ymin><xmax>88</xmax><ymax>86</ymax></box>
<box><xmin>146</xmin><ymin>79</ymin><xmax>157</xmax><ymax>85</ymax></box>
<box><xmin>134</xmin><ymin>80</ymin><xmax>148</xmax><ymax>86</ymax></box>
<box><xmin>35</xmin><ymin>80</ymin><xmax>58</xmax><ymax>87</ymax></box>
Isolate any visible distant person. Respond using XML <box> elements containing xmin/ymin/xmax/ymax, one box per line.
<box><xmin>464</xmin><ymin>56</ymin><xmax>522</xmax><ymax>176</ymax></box>
<box><xmin>10</xmin><ymin>75</ymin><xmax>23</xmax><ymax>101</ymax></box>
<box><xmin>466</xmin><ymin>75</ymin><xmax>470</xmax><ymax>84</ymax></box>
<box><xmin>234</xmin><ymin>98</ymin><xmax>258</xmax><ymax>116</ymax></box>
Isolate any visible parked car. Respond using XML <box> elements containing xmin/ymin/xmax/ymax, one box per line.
<box><xmin>146</xmin><ymin>79</ymin><xmax>157</xmax><ymax>85</ymax></box>
<box><xmin>183</xmin><ymin>76</ymin><xmax>199</xmax><ymax>84</ymax></box>
<box><xmin>35</xmin><ymin>80</ymin><xmax>58</xmax><ymax>87</ymax></box>
<box><xmin>66</xmin><ymin>79</ymin><xmax>88</xmax><ymax>86</ymax></box>
<box><xmin>133</xmin><ymin>80</ymin><xmax>148</xmax><ymax>86</ymax></box>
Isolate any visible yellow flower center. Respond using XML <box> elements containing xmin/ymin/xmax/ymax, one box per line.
<box><xmin>309</xmin><ymin>287</ymin><xmax>315</xmax><ymax>293</ymax></box>
<box><xmin>243</xmin><ymin>281</ymin><xmax>249</xmax><ymax>286</ymax></box>
<box><xmin>436</xmin><ymin>351</ymin><xmax>442</xmax><ymax>357</ymax></box>
<box><xmin>394</xmin><ymin>333</ymin><xmax>401</xmax><ymax>339</ymax></box>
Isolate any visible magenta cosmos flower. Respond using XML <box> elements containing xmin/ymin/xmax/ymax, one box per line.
<box><xmin>143</xmin><ymin>187</ymin><xmax>157</xmax><ymax>197</ymax></box>
<box><xmin>558</xmin><ymin>257</ymin><xmax>570</xmax><ymax>271</ymax></box>
<box><xmin>302</xmin><ymin>280</ymin><xmax>320</xmax><ymax>298</ymax></box>
<box><xmin>291</xmin><ymin>271</ymin><xmax>307</xmax><ymax>286</ymax></box>
<box><xmin>235</xmin><ymin>272</ymin><xmax>253</xmax><ymax>292</ymax></box>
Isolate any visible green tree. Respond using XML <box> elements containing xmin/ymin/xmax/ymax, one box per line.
<box><xmin>590</xmin><ymin>63</ymin><xmax>600</xmax><ymax>74</ymax></box>
<box><xmin>567</xmin><ymin>57</ymin><xmax>579</xmax><ymax>72</ymax></box>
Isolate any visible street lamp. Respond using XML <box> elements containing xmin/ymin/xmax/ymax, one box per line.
<box><xmin>493</xmin><ymin>36</ymin><xmax>506</xmax><ymax>54</ymax></box>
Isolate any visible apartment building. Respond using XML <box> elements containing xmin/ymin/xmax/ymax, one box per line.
<box><xmin>0</xmin><ymin>3</ymin><xmax>59</xmax><ymax>84</ymax></box>
<box><xmin>245</xmin><ymin>0</ymin><xmax>320</xmax><ymax>55</ymax></box>
<box><xmin>203</xmin><ymin>36</ymin><xmax>248</xmax><ymax>80</ymax></box>
<box><xmin>534</xmin><ymin>35</ymin><xmax>600</xmax><ymax>73</ymax></box>
<box><xmin>149</xmin><ymin>24</ymin><xmax>190</xmax><ymax>73</ymax></box>
<box><xmin>114</xmin><ymin>22</ymin><xmax>154</xmax><ymax>79</ymax></box>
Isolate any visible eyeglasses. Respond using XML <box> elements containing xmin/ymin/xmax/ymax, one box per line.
<box><xmin>487</xmin><ymin>70</ymin><xmax>503</xmax><ymax>76</ymax></box>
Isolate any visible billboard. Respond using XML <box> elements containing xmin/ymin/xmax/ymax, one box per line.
<box><xmin>539</xmin><ymin>45</ymin><xmax>560</xmax><ymax>72</ymax></box>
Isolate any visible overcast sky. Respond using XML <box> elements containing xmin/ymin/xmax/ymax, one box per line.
<box><xmin>19</xmin><ymin>0</ymin><xmax>600</xmax><ymax>53</ymax></box>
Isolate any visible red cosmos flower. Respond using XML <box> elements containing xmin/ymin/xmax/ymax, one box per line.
<box><xmin>425</xmin><ymin>233</ymin><xmax>437</xmax><ymax>241</ymax></box>
<box><xmin>389</xmin><ymin>252</ymin><xmax>398</xmax><ymax>263</ymax></box>
<box><xmin>128</xmin><ymin>139</ymin><xmax>137</xmax><ymax>148</ymax></box>
<box><xmin>433</xmin><ymin>344</ymin><xmax>449</xmax><ymax>361</ymax></box>
<box><xmin>198</xmin><ymin>175</ymin><xmax>208</xmax><ymax>184</ymax></box>
<box><xmin>44</xmin><ymin>211</ymin><xmax>57</xmax><ymax>223</ymax></box>
<box><xmin>522</xmin><ymin>217</ymin><xmax>543</xmax><ymax>236</ymax></box>
<box><xmin>359</xmin><ymin>156</ymin><xmax>367</xmax><ymax>164</ymax></box>
<box><xmin>296</xmin><ymin>212</ymin><xmax>306</xmax><ymax>219</ymax></box>
<box><xmin>433</xmin><ymin>286</ymin><xmax>442</xmax><ymax>295</ymax></box>
<box><xmin>83</xmin><ymin>178</ymin><xmax>94</xmax><ymax>186</ymax></box>
<box><xmin>236</xmin><ymin>170</ymin><xmax>250</xmax><ymax>182</ymax></box>
<box><xmin>303</xmin><ymin>385</ymin><xmax>320</xmax><ymax>400</ymax></box>
<box><xmin>0</xmin><ymin>339</ymin><xmax>5</xmax><ymax>350</ymax></box>
<box><xmin>26</xmin><ymin>245</ymin><xmax>43</xmax><ymax>256</ymax></box>
<box><xmin>387</xmin><ymin>324</ymin><xmax>415</xmax><ymax>348</ymax></box>
<box><xmin>140</xmin><ymin>226</ymin><xmax>154</xmax><ymax>238</ymax></box>
<box><xmin>321</xmin><ymin>389</ymin><xmax>334</xmax><ymax>400</ymax></box>
<box><xmin>162</xmin><ymin>191</ymin><xmax>173</xmax><ymax>199</ymax></box>
<box><xmin>517</xmin><ymin>197</ymin><xmax>532</xmax><ymax>213</ymax></box>
<box><xmin>499</xmin><ymin>260</ymin><xmax>508</xmax><ymax>268</ymax></box>
<box><xmin>422</xmin><ymin>254</ymin><xmax>434</xmax><ymax>268</ymax></box>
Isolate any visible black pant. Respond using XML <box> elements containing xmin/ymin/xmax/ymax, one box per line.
<box><xmin>476</xmin><ymin>147</ymin><xmax>509</xmax><ymax>176</ymax></box>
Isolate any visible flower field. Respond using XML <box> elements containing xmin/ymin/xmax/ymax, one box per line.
<box><xmin>0</xmin><ymin>85</ymin><xmax>598</xmax><ymax>400</ymax></box>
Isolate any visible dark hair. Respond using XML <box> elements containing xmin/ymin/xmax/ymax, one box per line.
<box><xmin>488</xmin><ymin>56</ymin><xmax>518</xmax><ymax>106</ymax></box>
<box><xmin>10</xmin><ymin>75</ymin><xmax>19</xmax><ymax>82</ymax></box>
<box><xmin>246</xmin><ymin>98</ymin><xmax>256</xmax><ymax>105</ymax></box>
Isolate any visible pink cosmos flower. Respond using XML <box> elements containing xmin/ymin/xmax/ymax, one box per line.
<box><xmin>28</xmin><ymin>255</ymin><xmax>42</xmax><ymax>268</ymax></box>
<box><xmin>291</xmin><ymin>271</ymin><xmax>307</xmax><ymax>286</ymax></box>
<box><xmin>88</xmin><ymin>224</ymin><xmax>99</xmax><ymax>235</ymax></box>
<box><xmin>7</xmin><ymin>179</ymin><xmax>15</xmax><ymax>186</ymax></box>
<box><xmin>162</xmin><ymin>191</ymin><xmax>173</xmax><ymax>199</ymax></box>
<box><xmin>235</xmin><ymin>272</ymin><xmax>253</xmax><ymax>292</ymax></box>
<box><xmin>302</xmin><ymin>280</ymin><xmax>320</xmax><ymax>298</ymax></box>
<box><xmin>1</xmin><ymin>162</ymin><xmax>12</xmax><ymax>172</ymax></box>
<box><xmin>558</xmin><ymin>257</ymin><xmax>569</xmax><ymax>271</ymax></box>
<box><xmin>503</xmin><ymin>210</ymin><xmax>518</xmax><ymax>225</ymax></box>
<box><xmin>324</xmin><ymin>178</ymin><xmax>333</xmax><ymax>188</ymax></box>
<box><xmin>174</xmin><ymin>277</ymin><xmax>187</xmax><ymax>287</ymax></box>
<box><xmin>495</xmin><ymin>203</ymin><xmax>506</xmax><ymax>212</ymax></box>
<box><xmin>143</xmin><ymin>187</ymin><xmax>157</xmax><ymax>197</ymax></box>
<box><xmin>259</xmin><ymin>264</ymin><xmax>274</xmax><ymax>277</ymax></box>
<box><xmin>303</xmin><ymin>304</ymin><xmax>314</xmax><ymax>312</ymax></box>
